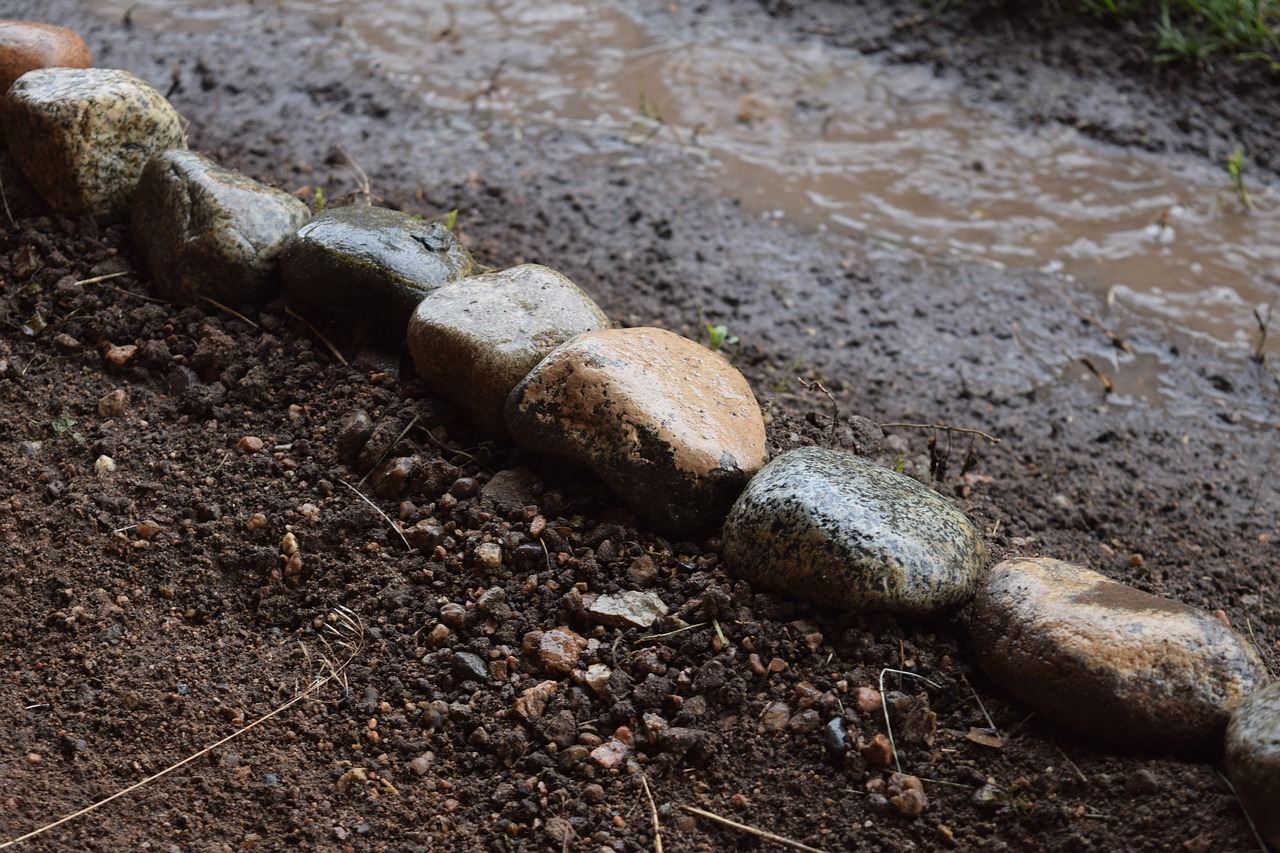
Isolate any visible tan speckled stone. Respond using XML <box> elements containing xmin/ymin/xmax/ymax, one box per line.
<box><xmin>1225</xmin><ymin>681</ymin><xmax>1280</xmax><ymax>848</ymax></box>
<box><xmin>0</xmin><ymin>21</ymin><xmax>91</xmax><ymax>97</ymax></box>
<box><xmin>131</xmin><ymin>150</ymin><xmax>311</xmax><ymax>304</ymax></box>
<box><xmin>408</xmin><ymin>264</ymin><xmax>610</xmax><ymax>438</ymax></box>
<box><xmin>3</xmin><ymin>67</ymin><xmax>186</xmax><ymax>217</ymax></box>
<box><xmin>505</xmin><ymin>327</ymin><xmax>768</xmax><ymax>536</ymax></box>
<box><xmin>972</xmin><ymin>557</ymin><xmax>1268</xmax><ymax>754</ymax></box>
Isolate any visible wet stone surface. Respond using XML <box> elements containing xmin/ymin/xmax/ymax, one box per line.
<box><xmin>131</xmin><ymin>149</ymin><xmax>312</xmax><ymax>304</ymax></box>
<box><xmin>722</xmin><ymin>446</ymin><xmax>984</xmax><ymax>615</ymax></box>
<box><xmin>0</xmin><ymin>19</ymin><xmax>91</xmax><ymax>96</ymax></box>
<box><xmin>407</xmin><ymin>264</ymin><xmax>610</xmax><ymax>438</ymax></box>
<box><xmin>2</xmin><ymin>66</ymin><xmax>185</xmax><ymax>217</ymax></box>
<box><xmin>280</xmin><ymin>206</ymin><xmax>474</xmax><ymax>333</ymax></box>
<box><xmin>1225</xmin><ymin>680</ymin><xmax>1280</xmax><ymax>848</ymax></box>
<box><xmin>505</xmin><ymin>326</ymin><xmax>768</xmax><ymax>537</ymax></box>
<box><xmin>971</xmin><ymin>557</ymin><xmax>1269</xmax><ymax>754</ymax></box>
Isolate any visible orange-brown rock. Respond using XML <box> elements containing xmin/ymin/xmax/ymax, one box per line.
<box><xmin>971</xmin><ymin>557</ymin><xmax>1268</xmax><ymax>754</ymax></box>
<box><xmin>504</xmin><ymin>327</ymin><xmax>768</xmax><ymax>536</ymax></box>
<box><xmin>0</xmin><ymin>21</ymin><xmax>91</xmax><ymax>97</ymax></box>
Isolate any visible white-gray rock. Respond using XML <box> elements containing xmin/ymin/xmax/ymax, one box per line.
<box><xmin>3</xmin><ymin>67</ymin><xmax>186</xmax><ymax>217</ymax></box>
<box><xmin>722</xmin><ymin>446</ymin><xmax>984</xmax><ymax>615</ymax></box>
<box><xmin>1225</xmin><ymin>680</ymin><xmax>1280</xmax><ymax>847</ymax></box>
<box><xmin>505</xmin><ymin>327</ymin><xmax>768</xmax><ymax>537</ymax></box>
<box><xmin>972</xmin><ymin>557</ymin><xmax>1269</xmax><ymax>753</ymax></box>
<box><xmin>586</xmin><ymin>591</ymin><xmax>669</xmax><ymax>629</ymax></box>
<box><xmin>131</xmin><ymin>149</ymin><xmax>311</xmax><ymax>304</ymax></box>
<box><xmin>407</xmin><ymin>264</ymin><xmax>610</xmax><ymax>437</ymax></box>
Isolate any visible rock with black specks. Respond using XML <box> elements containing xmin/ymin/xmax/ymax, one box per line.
<box><xmin>722</xmin><ymin>446</ymin><xmax>983</xmax><ymax>615</ymax></box>
<box><xmin>1224</xmin><ymin>680</ymin><xmax>1280</xmax><ymax>846</ymax></box>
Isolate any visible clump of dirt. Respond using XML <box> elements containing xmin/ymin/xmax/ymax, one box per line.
<box><xmin>0</xmin><ymin>1</ymin><xmax>1277</xmax><ymax>851</ymax></box>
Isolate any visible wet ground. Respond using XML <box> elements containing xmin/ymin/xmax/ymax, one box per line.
<box><xmin>1</xmin><ymin>0</ymin><xmax>1278</xmax><ymax>850</ymax></box>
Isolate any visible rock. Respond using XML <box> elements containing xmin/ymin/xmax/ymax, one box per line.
<box><xmin>408</xmin><ymin>264</ymin><xmax>610</xmax><ymax>437</ymax></box>
<box><xmin>0</xmin><ymin>20</ymin><xmax>92</xmax><ymax>99</ymax></box>
<box><xmin>131</xmin><ymin>149</ymin><xmax>311</xmax><ymax>304</ymax></box>
<box><xmin>479</xmin><ymin>466</ymin><xmax>544</xmax><ymax>515</ymax></box>
<box><xmin>1225</xmin><ymin>680</ymin><xmax>1280</xmax><ymax>847</ymax></box>
<box><xmin>585</xmin><ymin>590</ymin><xmax>669</xmax><ymax>629</ymax></box>
<box><xmin>473</xmin><ymin>541</ymin><xmax>502</xmax><ymax>572</ymax></box>
<box><xmin>971</xmin><ymin>557</ymin><xmax>1269</xmax><ymax>753</ymax></box>
<box><xmin>513</xmin><ymin>680</ymin><xmax>558</xmax><ymax>720</ymax></box>
<box><xmin>538</xmin><ymin>627</ymin><xmax>586</xmax><ymax>676</ymax></box>
<box><xmin>3</xmin><ymin>67</ymin><xmax>186</xmax><ymax>217</ymax></box>
<box><xmin>722</xmin><ymin>447</ymin><xmax>984</xmax><ymax>615</ymax></box>
<box><xmin>280</xmin><ymin>206</ymin><xmax>474</xmax><ymax>332</ymax></box>
<box><xmin>505</xmin><ymin>327</ymin><xmax>768</xmax><ymax>536</ymax></box>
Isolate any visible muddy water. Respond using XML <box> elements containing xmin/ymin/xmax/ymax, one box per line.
<box><xmin>95</xmin><ymin>1</ymin><xmax>1279</xmax><ymax>366</ymax></box>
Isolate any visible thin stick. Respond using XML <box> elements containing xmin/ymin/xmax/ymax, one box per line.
<box><xmin>200</xmin><ymin>295</ymin><xmax>260</xmax><ymax>329</ymax></box>
<box><xmin>0</xmin><ymin>607</ymin><xmax>363</xmax><ymax>849</ymax></box>
<box><xmin>677</xmin><ymin>805</ymin><xmax>830</xmax><ymax>853</ymax></box>
<box><xmin>878</xmin><ymin>668</ymin><xmax>943</xmax><ymax>775</ymax></box>
<box><xmin>878</xmin><ymin>422</ymin><xmax>1002</xmax><ymax>444</ymax></box>
<box><xmin>284</xmin><ymin>306</ymin><xmax>347</xmax><ymax>365</ymax></box>
<box><xmin>1079</xmin><ymin>357</ymin><xmax>1114</xmax><ymax>394</ymax></box>
<box><xmin>1215</xmin><ymin>771</ymin><xmax>1269</xmax><ymax>853</ymax></box>
<box><xmin>640</xmin><ymin>774</ymin><xmax>664</xmax><ymax>853</ymax></box>
<box><xmin>339</xmin><ymin>478</ymin><xmax>411</xmax><ymax>550</ymax></box>
<box><xmin>74</xmin><ymin>272</ymin><xmax>131</xmax><ymax>287</ymax></box>
<box><xmin>961</xmin><ymin>674</ymin><xmax>1000</xmax><ymax>737</ymax></box>
<box><xmin>638</xmin><ymin>622</ymin><xmax>707</xmax><ymax>642</ymax></box>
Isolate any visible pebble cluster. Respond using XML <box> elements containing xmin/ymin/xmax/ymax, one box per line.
<box><xmin>0</xmin><ymin>17</ymin><xmax>1273</xmax><ymax>833</ymax></box>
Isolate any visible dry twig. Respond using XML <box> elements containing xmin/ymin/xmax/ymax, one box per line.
<box><xmin>640</xmin><ymin>774</ymin><xmax>664</xmax><ymax>853</ymax></box>
<box><xmin>677</xmin><ymin>805</ymin><xmax>831</xmax><ymax>853</ymax></box>
<box><xmin>284</xmin><ymin>305</ymin><xmax>348</xmax><ymax>365</ymax></box>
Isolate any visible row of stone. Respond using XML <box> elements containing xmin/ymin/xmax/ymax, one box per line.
<box><xmin>2</xmin><ymin>21</ymin><xmax>1275</xmax><ymax>841</ymax></box>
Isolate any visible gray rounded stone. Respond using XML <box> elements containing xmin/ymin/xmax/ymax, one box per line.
<box><xmin>972</xmin><ymin>557</ymin><xmax>1269</xmax><ymax>754</ymax></box>
<box><xmin>280</xmin><ymin>206</ymin><xmax>474</xmax><ymax>332</ymax></box>
<box><xmin>407</xmin><ymin>264</ymin><xmax>610</xmax><ymax>438</ymax></box>
<box><xmin>131</xmin><ymin>149</ymin><xmax>311</xmax><ymax>304</ymax></box>
<box><xmin>722</xmin><ymin>446</ymin><xmax>984</xmax><ymax>615</ymax></box>
<box><xmin>3</xmin><ymin>67</ymin><xmax>186</xmax><ymax>217</ymax></box>
<box><xmin>1226</xmin><ymin>681</ymin><xmax>1280</xmax><ymax>848</ymax></box>
<box><xmin>505</xmin><ymin>326</ymin><xmax>768</xmax><ymax>537</ymax></box>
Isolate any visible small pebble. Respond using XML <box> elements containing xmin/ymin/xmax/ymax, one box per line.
<box><xmin>237</xmin><ymin>435</ymin><xmax>264</xmax><ymax>453</ymax></box>
<box><xmin>245</xmin><ymin>513</ymin><xmax>267</xmax><ymax>531</ymax></box>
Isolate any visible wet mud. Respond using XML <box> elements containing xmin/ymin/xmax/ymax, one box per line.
<box><xmin>1</xmin><ymin>0</ymin><xmax>1277</xmax><ymax>850</ymax></box>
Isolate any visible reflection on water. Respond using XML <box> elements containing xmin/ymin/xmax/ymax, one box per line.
<box><xmin>94</xmin><ymin>0</ymin><xmax>1279</xmax><ymax>366</ymax></box>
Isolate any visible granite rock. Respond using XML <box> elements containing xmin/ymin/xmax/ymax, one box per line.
<box><xmin>722</xmin><ymin>446</ymin><xmax>984</xmax><ymax>615</ymax></box>
<box><xmin>408</xmin><ymin>264</ymin><xmax>609</xmax><ymax>437</ymax></box>
<box><xmin>505</xmin><ymin>327</ymin><xmax>767</xmax><ymax>536</ymax></box>
<box><xmin>280</xmin><ymin>206</ymin><xmax>474</xmax><ymax>333</ymax></box>
<box><xmin>971</xmin><ymin>557</ymin><xmax>1269</xmax><ymax>753</ymax></box>
<box><xmin>131</xmin><ymin>149</ymin><xmax>311</xmax><ymax>304</ymax></box>
<box><xmin>3</xmin><ymin>67</ymin><xmax>185</xmax><ymax>217</ymax></box>
<box><xmin>1225</xmin><ymin>680</ymin><xmax>1280</xmax><ymax>848</ymax></box>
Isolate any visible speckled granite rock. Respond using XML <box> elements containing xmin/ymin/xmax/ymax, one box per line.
<box><xmin>0</xmin><ymin>20</ymin><xmax>91</xmax><ymax>97</ymax></box>
<box><xmin>131</xmin><ymin>149</ymin><xmax>311</xmax><ymax>304</ymax></box>
<box><xmin>505</xmin><ymin>327</ymin><xmax>767</xmax><ymax>536</ymax></box>
<box><xmin>408</xmin><ymin>264</ymin><xmax>609</xmax><ymax>437</ymax></box>
<box><xmin>722</xmin><ymin>447</ymin><xmax>983</xmax><ymax>615</ymax></box>
<box><xmin>1226</xmin><ymin>681</ymin><xmax>1280</xmax><ymax>848</ymax></box>
<box><xmin>972</xmin><ymin>557</ymin><xmax>1269</xmax><ymax>754</ymax></box>
<box><xmin>3</xmin><ymin>67</ymin><xmax>185</xmax><ymax>217</ymax></box>
<box><xmin>280</xmin><ymin>206</ymin><xmax>474</xmax><ymax>332</ymax></box>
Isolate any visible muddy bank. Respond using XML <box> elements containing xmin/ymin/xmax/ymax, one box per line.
<box><xmin>0</xmin><ymin>1</ymin><xmax>1277</xmax><ymax>851</ymax></box>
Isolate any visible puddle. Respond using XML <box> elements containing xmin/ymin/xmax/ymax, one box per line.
<box><xmin>94</xmin><ymin>0</ymin><xmax>1280</xmax><ymax>397</ymax></box>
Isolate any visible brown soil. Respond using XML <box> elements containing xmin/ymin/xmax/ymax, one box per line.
<box><xmin>1</xmin><ymin>1</ymin><xmax>1277</xmax><ymax>851</ymax></box>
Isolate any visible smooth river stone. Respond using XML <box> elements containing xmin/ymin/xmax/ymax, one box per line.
<box><xmin>3</xmin><ymin>67</ymin><xmax>186</xmax><ymax>217</ymax></box>
<box><xmin>131</xmin><ymin>149</ymin><xmax>311</xmax><ymax>304</ymax></box>
<box><xmin>1225</xmin><ymin>681</ymin><xmax>1280</xmax><ymax>848</ymax></box>
<box><xmin>505</xmin><ymin>327</ymin><xmax>768</xmax><ymax>536</ymax></box>
<box><xmin>280</xmin><ymin>206</ymin><xmax>474</xmax><ymax>333</ymax></box>
<box><xmin>722</xmin><ymin>446</ymin><xmax>984</xmax><ymax>615</ymax></box>
<box><xmin>407</xmin><ymin>264</ymin><xmax>610</xmax><ymax>438</ymax></box>
<box><xmin>0</xmin><ymin>20</ymin><xmax>91</xmax><ymax>97</ymax></box>
<box><xmin>972</xmin><ymin>557</ymin><xmax>1269</xmax><ymax>754</ymax></box>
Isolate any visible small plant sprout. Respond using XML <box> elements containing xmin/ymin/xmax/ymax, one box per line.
<box><xmin>704</xmin><ymin>321</ymin><xmax>739</xmax><ymax>353</ymax></box>
<box><xmin>1227</xmin><ymin>147</ymin><xmax>1255</xmax><ymax>210</ymax></box>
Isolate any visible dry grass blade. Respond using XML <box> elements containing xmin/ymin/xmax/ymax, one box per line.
<box><xmin>639</xmin><ymin>773</ymin><xmax>664</xmax><ymax>853</ymax></box>
<box><xmin>677</xmin><ymin>805</ymin><xmax>831</xmax><ymax>853</ymax></box>
<box><xmin>356</xmin><ymin>414</ymin><xmax>419</xmax><ymax>489</ymax></box>
<box><xmin>877</xmin><ymin>422</ymin><xmax>1002</xmax><ymax>444</ymax></box>
<box><xmin>878</xmin><ymin>667</ymin><xmax>943</xmax><ymax>775</ymax></box>
<box><xmin>283</xmin><ymin>305</ymin><xmax>348</xmax><ymax>365</ymax></box>
<box><xmin>0</xmin><ymin>607</ymin><xmax>364</xmax><ymax>849</ymax></box>
<box><xmin>200</xmin><ymin>295</ymin><xmax>260</xmax><ymax>329</ymax></box>
<box><xmin>73</xmin><ymin>271</ymin><xmax>131</xmax><ymax>287</ymax></box>
<box><xmin>339</xmin><ymin>478</ymin><xmax>412</xmax><ymax>550</ymax></box>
